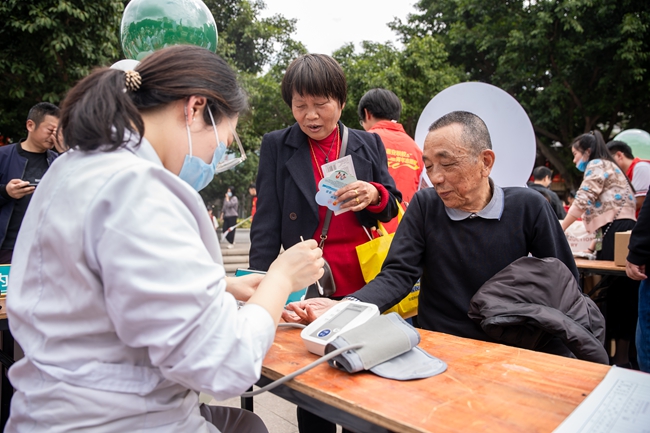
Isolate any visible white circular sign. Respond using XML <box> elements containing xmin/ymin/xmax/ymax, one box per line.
<box><xmin>414</xmin><ymin>82</ymin><xmax>536</xmax><ymax>188</ymax></box>
<box><xmin>110</xmin><ymin>59</ymin><xmax>140</xmax><ymax>71</ymax></box>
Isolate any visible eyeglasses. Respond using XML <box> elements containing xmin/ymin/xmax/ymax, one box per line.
<box><xmin>215</xmin><ymin>121</ymin><xmax>246</xmax><ymax>173</ymax></box>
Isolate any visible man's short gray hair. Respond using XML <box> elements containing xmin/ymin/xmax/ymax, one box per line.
<box><xmin>428</xmin><ymin>111</ymin><xmax>492</xmax><ymax>157</ymax></box>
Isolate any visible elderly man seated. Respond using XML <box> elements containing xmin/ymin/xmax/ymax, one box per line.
<box><xmin>283</xmin><ymin>111</ymin><xmax>579</xmax><ymax>343</ymax></box>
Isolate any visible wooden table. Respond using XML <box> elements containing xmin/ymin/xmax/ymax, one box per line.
<box><xmin>0</xmin><ymin>295</ymin><xmax>6</xmax><ymax>321</ymax></box>
<box><xmin>573</xmin><ymin>258</ymin><xmax>627</xmax><ymax>277</ymax></box>
<box><xmin>260</xmin><ymin>328</ymin><xmax>610</xmax><ymax>433</ymax></box>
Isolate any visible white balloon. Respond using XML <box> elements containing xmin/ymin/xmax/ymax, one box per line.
<box><xmin>110</xmin><ymin>59</ymin><xmax>140</xmax><ymax>71</ymax></box>
<box><xmin>414</xmin><ymin>82</ymin><xmax>536</xmax><ymax>188</ymax></box>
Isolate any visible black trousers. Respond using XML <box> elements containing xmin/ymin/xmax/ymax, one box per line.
<box><xmin>222</xmin><ymin>216</ymin><xmax>237</xmax><ymax>244</ymax></box>
<box><xmin>597</xmin><ymin>219</ymin><xmax>640</xmax><ymax>340</ymax></box>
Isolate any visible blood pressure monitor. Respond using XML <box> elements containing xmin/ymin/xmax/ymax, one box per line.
<box><xmin>301</xmin><ymin>301</ymin><xmax>379</xmax><ymax>355</ymax></box>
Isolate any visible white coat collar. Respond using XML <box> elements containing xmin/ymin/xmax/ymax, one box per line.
<box><xmin>124</xmin><ymin>133</ymin><xmax>163</xmax><ymax>167</ymax></box>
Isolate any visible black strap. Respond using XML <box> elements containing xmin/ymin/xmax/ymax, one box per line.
<box><xmin>319</xmin><ymin>126</ymin><xmax>349</xmax><ymax>249</ymax></box>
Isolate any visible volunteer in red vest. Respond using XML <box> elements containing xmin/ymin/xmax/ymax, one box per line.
<box><xmin>358</xmin><ymin>88</ymin><xmax>423</xmax><ymax>233</ymax></box>
<box><xmin>608</xmin><ymin>140</ymin><xmax>650</xmax><ymax>215</ymax></box>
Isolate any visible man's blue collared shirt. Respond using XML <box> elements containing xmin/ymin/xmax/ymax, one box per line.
<box><xmin>444</xmin><ymin>181</ymin><xmax>504</xmax><ymax>221</ymax></box>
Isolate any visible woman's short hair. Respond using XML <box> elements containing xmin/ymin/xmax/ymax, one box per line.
<box><xmin>61</xmin><ymin>45</ymin><xmax>248</xmax><ymax>152</ymax></box>
<box><xmin>281</xmin><ymin>54</ymin><xmax>347</xmax><ymax>107</ymax></box>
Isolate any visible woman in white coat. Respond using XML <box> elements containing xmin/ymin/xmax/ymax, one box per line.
<box><xmin>5</xmin><ymin>45</ymin><xmax>323</xmax><ymax>432</ymax></box>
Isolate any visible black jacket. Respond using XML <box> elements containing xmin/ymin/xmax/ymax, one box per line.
<box><xmin>628</xmin><ymin>191</ymin><xmax>650</xmax><ymax>269</ymax></box>
<box><xmin>468</xmin><ymin>256</ymin><xmax>608</xmax><ymax>364</ymax></box>
<box><xmin>249</xmin><ymin>122</ymin><xmax>401</xmax><ymax>271</ymax></box>
<box><xmin>526</xmin><ymin>181</ymin><xmax>566</xmax><ymax>219</ymax></box>
<box><xmin>0</xmin><ymin>142</ymin><xmax>58</xmax><ymax>245</ymax></box>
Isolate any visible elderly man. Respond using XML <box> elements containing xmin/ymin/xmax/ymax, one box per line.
<box><xmin>284</xmin><ymin>111</ymin><xmax>578</xmax><ymax>342</ymax></box>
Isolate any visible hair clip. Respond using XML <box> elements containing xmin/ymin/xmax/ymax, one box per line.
<box><xmin>124</xmin><ymin>70</ymin><xmax>141</xmax><ymax>92</ymax></box>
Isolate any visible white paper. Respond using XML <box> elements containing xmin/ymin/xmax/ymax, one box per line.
<box><xmin>553</xmin><ymin>366</ymin><xmax>650</xmax><ymax>433</ymax></box>
<box><xmin>320</xmin><ymin>156</ymin><xmax>357</xmax><ymax>215</ymax></box>
<box><xmin>321</xmin><ymin>155</ymin><xmax>357</xmax><ymax>179</ymax></box>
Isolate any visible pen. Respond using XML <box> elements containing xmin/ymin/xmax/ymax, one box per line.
<box><xmin>301</xmin><ymin>236</ymin><xmax>324</xmax><ymax>295</ymax></box>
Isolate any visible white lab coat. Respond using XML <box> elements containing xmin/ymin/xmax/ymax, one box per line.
<box><xmin>5</xmin><ymin>137</ymin><xmax>275</xmax><ymax>432</ymax></box>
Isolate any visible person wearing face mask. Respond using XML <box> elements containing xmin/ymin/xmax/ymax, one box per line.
<box><xmin>4</xmin><ymin>45</ymin><xmax>324</xmax><ymax>433</ymax></box>
<box><xmin>220</xmin><ymin>186</ymin><xmax>238</xmax><ymax>248</ymax></box>
<box><xmin>561</xmin><ymin>130</ymin><xmax>639</xmax><ymax>368</ymax></box>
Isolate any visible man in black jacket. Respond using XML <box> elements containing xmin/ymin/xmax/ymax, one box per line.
<box><xmin>284</xmin><ymin>111</ymin><xmax>578</xmax><ymax>343</ymax></box>
<box><xmin>0</xmin><ymin>103</ymin><xmax>59</xmax><ymax>264</ymax></box>
<box><xmin>527</xmin><ymin>166</ymin><xmax>566</xmax><ymax>219</ymax></box>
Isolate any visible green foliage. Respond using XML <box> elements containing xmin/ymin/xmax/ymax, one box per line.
<box><xmin>206</xmin><ymin>0</ymin><xmax>305</xmax><ymax>75</ymax></box>
<box><xmin>392</xmin><ymin>0</ymin><xmax>650</xmax><ymax>189</ymax></box>
<box><xmin>333</xmin><ymin>37</ymin><xmax>461</xmax><ymax>136</ymax></box>
<box><xmin>0</xmin><ymin>0</ymin><xmax>124</xmax><ymax>141</ymax></box>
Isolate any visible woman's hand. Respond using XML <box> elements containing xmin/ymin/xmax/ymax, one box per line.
<box><xmin>268</xmin><ymin>239</ymin><xmax>324</xmax><ymax>293</ymax></box>
<box><xmin>282</xmin><ymin>298</ymin><xmax>339</xmax><ymax>324</ymax></box>
<box><xmin>225</xmin><ymin>274</ymin><xmax>264</xmax><ymax>301</ymax></box>
<box><xmin>335</xmin><ymin>181</ymin><xmax>379</xmax><ymax>212</ymax></box>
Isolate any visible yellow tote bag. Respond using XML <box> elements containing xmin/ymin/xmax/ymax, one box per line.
<box><xmin>355</xmin><ymin>203</ymin><xmax>419</xmax><ymax>318</ymax></box>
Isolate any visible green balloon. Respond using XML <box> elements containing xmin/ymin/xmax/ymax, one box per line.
<box><xmin>121</xmin><ymin>0</ymin><xmax>218</xmax><ymax>61</ymax></box>
<box><xmin>613</xmin><ymin>129</ymin><xmax>650</xmax><ymax>159</ymax></box>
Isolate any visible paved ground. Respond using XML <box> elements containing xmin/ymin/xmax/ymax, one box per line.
<box><xmin>201</xmin><ymin>391</ymin><xmax>301</xmax><ymax>433</ymax></box>
<box><xmin>204</xmin><ymin>391</ymin><xmax>343</xmax><ymax>433</ymax></box>
<box><xmin>219</xmin><ymin>227</ymin><xmax>251</xmax><ymax>245</ymax></box>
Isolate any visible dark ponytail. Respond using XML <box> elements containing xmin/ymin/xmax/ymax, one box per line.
<box><xmin>61</xmin><ymin>45</ymin><xmax>248</xmax><ymax>152</ymax></box>
<box><xmin>571</xmin><ymin>130</ymin><xmax>615</xmax><ymax>163</ymax></box>
<box><xmin>61</xmin><ymin>69</ymin><xmax>144</xmax><ymax>151</ymax></box>
<box><xmin>573</xmin><ymin>130</ymin><xmax>635</xmax><ymax>192</ymax></box>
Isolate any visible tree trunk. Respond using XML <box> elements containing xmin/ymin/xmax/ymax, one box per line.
<box><xmin>535</xmin><ymin>136</ymin><xmax>577</xmax><ymax>192</ymax></box>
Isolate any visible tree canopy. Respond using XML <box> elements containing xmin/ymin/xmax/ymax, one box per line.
<box><xmin>2</xmin><ymin>0</ymin><xmax>649</xmax><ymax>200</ymax></box>
<box><xmin>199</xmin><ymin>0</ymin><xmax>306</xmax><ymax>208</ymax></box>
<box><xmin>392</xmin><ymin>0</ymin><xmax>650</xmax><ymax>188</ymax></box>
<box><xmin>0</xmin><ymin>0</ymin><xmax>124</xmax><ymax>142</ymax></box>
<box><xmin>334</xmin><ymin>36</ymin><xmax>461</xmax><ymax>136</ymax></box>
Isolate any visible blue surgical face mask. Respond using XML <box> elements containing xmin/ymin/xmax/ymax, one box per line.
<box><xmin>178</xmin><ymin>107</ymin><xmax>227</xmax><ymax>191</ymax></box>
<box><xmin>576</xmin><ymin>157</ymin><xmax>588</xmax><ymax>172</ymax></box>
<box><xmin>227</xmin><ymin>191</ymin><xmax>232</xmax><ymax>197</ymax></box>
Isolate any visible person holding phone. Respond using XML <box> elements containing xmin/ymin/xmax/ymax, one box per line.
<box><xmin>5</xmin><ymin>46</ymin><xmax>324</xmax><ymax>432</ymax></box>
<box><xmin>0</xmin><ymin>102</ymin><xmax>59</xmax><ymax>264</ymax></box>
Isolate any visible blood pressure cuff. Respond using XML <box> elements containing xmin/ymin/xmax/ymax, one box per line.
<box><xmin>324</xmin><ymin>313</ymin><xmax>447</xmax><ymax>380</ymax></box>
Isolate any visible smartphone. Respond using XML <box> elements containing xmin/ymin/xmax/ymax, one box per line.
<box><xmin>27</xmin><ymin>183</ymin><xmax>38</xmax><ymax>187</ymax></box>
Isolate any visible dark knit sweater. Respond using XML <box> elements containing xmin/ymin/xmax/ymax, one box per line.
<box><xmin>352</xmin><ymin>186</ymin><xmax>579</xmax><ymax>342</ymax></box>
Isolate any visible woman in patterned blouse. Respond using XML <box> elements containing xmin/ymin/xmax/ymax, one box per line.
<box><xmin>561</xmin><ymin>130</ymin><xmax>639</xmax><ymax>368</ymax></box>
